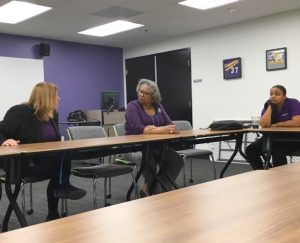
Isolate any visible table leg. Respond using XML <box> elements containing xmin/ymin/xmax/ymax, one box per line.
<box><xmin>160</xmin><ymin>171</ymin><xmax>178</xmax><ymax>189</ymax></box>
<box><xmin>220</xmin><ymin>133</ymin><xmax>247</xmax><ymax>178</ymax></box>
<box><xmin>154</xmin><ymin>143</ymin><xmax>178</xmax><ymax>191</ymax></box>
<box><xmin>126</xmin><ymin>144</ymin><xmax>150</xmax><ymax>201</ymax></box>
<box><xmin>126</xmin><ymin>142</ymin><xmax>179</xmax><ymax>199</ymax></box>
<box><xmin>262</xmin><ymin>134</ymin><xmax>272</xmax><ymax>169</ymax></box>
<box><xmin>2</xmin><ymin>158</ymin><xmax>27</xmax><ymax>232</ymax></box>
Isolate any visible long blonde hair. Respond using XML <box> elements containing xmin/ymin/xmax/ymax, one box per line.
<box><xmin>27</xmin><ymin>82</ymin><xmax>58</xmax><ymax>121</ymax></box>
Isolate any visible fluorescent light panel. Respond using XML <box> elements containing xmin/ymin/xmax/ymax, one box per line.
<box><xmin>79</xmin><ymin>20</ymin><xmax>144</xmax><ymax>37</ymax></box>
<box><xmin>179</xmin><ymin>0</ymin><xmax>240</xmax><ymax>10</ymax></box>
<box><xmin>0</xmin><ymin>1</ymin><xmax>51</xmax><ymax>24</ymax></box>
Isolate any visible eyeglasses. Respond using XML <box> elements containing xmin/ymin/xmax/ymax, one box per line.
<box><xmin>138</xmin><ymin>89</ymin><xmax>152</xmax><ymax>96</ymax></box>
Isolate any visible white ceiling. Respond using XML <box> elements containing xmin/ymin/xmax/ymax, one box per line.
<box><xmin>0</xmin><ymin>0</ymin><xmax>300</xmax><ymax>48</ymax></box>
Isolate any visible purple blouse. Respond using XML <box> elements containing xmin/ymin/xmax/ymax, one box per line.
<box><xmin>41</xmin><ymin>120</ymin><xmax>57</xmax><ymax>142</ymax></box>
<box><xmin>261</xmin><ymin>98</ymin><xmax>300</xmax><ymax>122</ymax></box>
<box><xmin>125</xmin><ymin>100</ymin><xmax>172</xmax><ymax>135</ymax></box>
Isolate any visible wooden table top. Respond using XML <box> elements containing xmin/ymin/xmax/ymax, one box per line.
<box><xmin>2</xmin><ymin>127</ymin><xmax>299</xmax><ymax>157</ymax></box>
<box><xmin>270</xmin><ymin>162</ymin><xmax>300</xmax><ymax>173</ymax></box>
<box><xmin>0</xmin><ymin>129</ymin><xmax>244</xmax><ymax>157</ymax></box>
<box><xmin>16</xmin><ymin>134</ymin><xmax>181</xmax><ymax>154</ymax></box>
<box><xmin>2</xmin><ymin>169</ymin><xmax>300</xmax><ymax>242</ymax></box>
<box><xmin>0</xmin><ymin>146</ymin><xmax>21</xmax><ymax>157</ymax></box>
<box><xmin>180</xmin><ymin>128</ymin><xmax>244</xmax><ymax>138</ymax></box>
<box><xmin>0</xmin><ymin>133</ymin><xmax>183</xmax><ymax>156</ymax></box>
<box><xmin>247</xmin><ymin>127</ymin><xmax>300</xmax><ymax>133</ymax></box>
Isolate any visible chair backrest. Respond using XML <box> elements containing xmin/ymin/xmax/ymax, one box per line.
<box><xmin>112</xmin><ymin>123</ymin><xmax>142</xmax><ymax>166</ymax></box>
<box><xmin>113</xmin><ymin>123</ymin><xmax>126</xmax><ymax>136</ymax></box>
<box><xmin>67</xmin><ymin>126</ymin><xmax>107</xmax><ymax>140</ymax></box>
<box><xmin>172</xmin><ymin>120</ymin><xmax>192</xmax><ymax>131</ymax></box>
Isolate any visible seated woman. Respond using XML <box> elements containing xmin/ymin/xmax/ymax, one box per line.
<box><xmin>125</xmin><ymin>79</ymin><xmax>183</xmax><ymax>196</ymax></box>
<box><xmin>0</xmin><ymin>82</ymin><xmax>86</xmax><ymax>221</ymax></box>
<box><xmin>246</xmin><ymin>85</ymin><xmax>300</xmax><ymax>169</ymax></box>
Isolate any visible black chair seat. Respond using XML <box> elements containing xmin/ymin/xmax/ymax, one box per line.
<box><xmin>177</xmin><ymin>149</ymin><xmax>213</xmax><ymax>158</ymax></box>
<box><xmin>22</xmin><ymin>175</ymin><xmax>50</xmax><ymax>184</ymax></box>
<box><xmin>0</xmin><ymin>168</ymin><xmax>50</xmax><ymax>217</ymax></box>
<box><xmin>0</xmin><ymin>170</ymin><xmax>48</xmax><ymax>184</ymax></box>
<box><xmin>72</xmin><ymin>164</ymin><xmax>133</xmax><ymax>178</ymax></box>
<box><xmin>67</xmin><ymin>126</ymin><xmax>138</xmax><ymax>208</ymax></box>
<box><xmin>172</xmin><ymin>120</ymin><xmax>216</xmax><ymax>184</ymax></box>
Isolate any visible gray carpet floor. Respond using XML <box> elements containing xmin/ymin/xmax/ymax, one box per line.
<box><xmin>0</xmin><ymin>159</ymin><xmax>252</xmax><ymax>232</ymax></box>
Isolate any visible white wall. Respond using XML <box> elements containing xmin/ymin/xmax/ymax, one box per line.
<box><xmin>0</xmin><ymin>57</ymin><xmax>44</xmax><ymax>119</ymax></box>
<box><xmin>124</xmin><ymin>9</ymin><xmax>300</xmax><ymax>129</ymax></box>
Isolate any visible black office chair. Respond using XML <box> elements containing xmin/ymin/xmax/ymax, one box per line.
<box><xmin>112</xmin><ymin>123</ymin><xmax>141</xmax><ymax>167</ymax></box>
<box><xmin>112</xmin><ymin>123</ymin><xmax>141</xmax><ymax>196</ymax></box>
<box><xmin>172</xmin><ymin>120</ymin><xmax>216</xmax><ymax>186</ymax></box>
<box><xmin>67</xmin><ymin>126</ymin><xmax>138</xmax><ymax>208</ymax></box>
<box><xmin>0</xmin><ymin>167</ymin><xmax>50</xmax><ymax>220</ymax></box>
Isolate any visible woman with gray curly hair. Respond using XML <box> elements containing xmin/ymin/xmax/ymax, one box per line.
<box><xmin>125</xmin><ymin>79</ymin><xmax>183</xmax><ymax>196</ymax></box>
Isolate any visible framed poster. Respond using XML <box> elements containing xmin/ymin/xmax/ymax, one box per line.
<box><xmin>223</xmin><ymin>57</ymin><xmax>242</xmax><ymax>80</ymax></box>
<box><xmin>266</xmin><ymin>47</ymin><xmax>287</xmax><ymax>71</ymax></box>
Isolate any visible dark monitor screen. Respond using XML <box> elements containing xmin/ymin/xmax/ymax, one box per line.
<box><xmin>101</xmin><ymin>91</ymin><xmax>120</xmax><ymax>112</ymax></box>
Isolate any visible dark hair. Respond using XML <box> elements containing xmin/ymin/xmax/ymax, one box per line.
<box><xmin>271</xmin><ymin>85</ymin><xmax>286</xmax><ymax>96</ymax></box>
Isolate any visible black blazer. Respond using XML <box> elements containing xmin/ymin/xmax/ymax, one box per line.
<box><xmin>0</xmin><ymin>104</ymin><xmax>61</xmax><ymax>145</ymax></box>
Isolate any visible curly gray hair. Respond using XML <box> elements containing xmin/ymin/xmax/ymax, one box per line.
<box><xmin>136</xmin><ymin>79</ymin><xmax>162</xmax><ymax>103</ymax></box>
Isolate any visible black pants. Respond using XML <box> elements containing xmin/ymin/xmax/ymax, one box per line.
<box><xmin>145</xmin><ymin>146</ymin><xmax>184</xmax><ymax>193</ymax></box>
<box><xmin>246</xmin><ymin>136</ymin><xmax>300</xmax><ymax>170</ymax></box>
<box><xmin>26</xmin><ymin>153</ymin><xmax>71</xmax><ymax>217</ymax></box>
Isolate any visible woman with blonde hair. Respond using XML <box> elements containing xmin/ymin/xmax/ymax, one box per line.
<box><xmin>0</xmin><ymin>82</ymin><xmax>86</xmax><ymax>221</ymax></box>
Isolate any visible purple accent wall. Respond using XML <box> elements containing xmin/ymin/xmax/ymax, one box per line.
<box><xmin>0</xmin><ymin>33</ymin><xmax>123</xmax><ymax>134</ymax></box>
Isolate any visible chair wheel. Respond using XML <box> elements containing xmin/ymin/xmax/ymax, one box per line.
<box><xmin>61</xmin><ymin>212</ymin><xmax>67</xmax><ymax>217</ymax></box>
<box><xmin>106</xmin><ymin>194</ymin><xmax>111</xmax><ymax>199</ymax></box>
<box><xmin>105</xmin><ymin>203</ymin><xmax>111</xmax><ymax>207</ymax></box>
<box><xmin>26</xmin><ymin>209</ymin><xmax>34</xmax><ymax>215</ymax></box>
<box><xmin>189</xmin><ymin>179</ymin><xmax>194</xmax><ymax>183</ymax></box>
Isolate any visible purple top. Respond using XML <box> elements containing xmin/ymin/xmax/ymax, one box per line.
<box><xmin>41</xmin><ymin>121</ymin><xmax>57</xmax><ymax>142</ymax></box>
<box><xmin>125</xmin><ymin>100</ymin><xmax>172</xmax><ymax>135</ymax></box>
<box><xmin>261</xmin><ymin>98</ymin><xmax>300</xmax><ymax>122</ymax></box>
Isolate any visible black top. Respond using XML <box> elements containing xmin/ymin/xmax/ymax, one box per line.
<box><xmin>0</xmin><ymin>104</ymin><xmax>60</xmax><ymax>145</ymax></box>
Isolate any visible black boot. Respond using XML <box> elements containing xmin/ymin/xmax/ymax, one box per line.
<box><xmin>45</xmin><ymin>213</ymin><xmax>60</xmax><ymax>221</ymax></box>
<box><xmin>54</xmin><ymin>184</ymin><xmax>86</xmax><ymax>200</ymax></box>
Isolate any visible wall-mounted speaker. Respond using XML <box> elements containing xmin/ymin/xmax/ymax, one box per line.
<box><xmin>39</xmin><ymin>43</ymin><xmax>50</xmax><ymax>56</ymax></box>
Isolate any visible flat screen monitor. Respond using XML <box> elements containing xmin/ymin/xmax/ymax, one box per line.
<box><xmin>101</xmin><ymin>91</ymin><xmax>120</xmax><ymax>112</ymax></box>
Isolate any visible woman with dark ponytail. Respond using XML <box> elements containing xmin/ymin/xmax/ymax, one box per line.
<box><xmin>246</xmin><ymin>85</ymin><xmax>300</xmax><ymax>169</ymax></box>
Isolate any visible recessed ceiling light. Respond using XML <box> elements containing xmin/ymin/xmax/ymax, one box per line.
<box><xmin>0</xmin><ymin>1</ymin><xmax>51</xmax><ymax>24</ymax></box>
<box><xmin>178</xmin><ymin>0</ymin><xmax>240</xmax><ymax>10</ymax></box>
<box><xmin>78</xmin><ymin>20</ymin><xmax>144</xmax><ymax>37</ymax></box>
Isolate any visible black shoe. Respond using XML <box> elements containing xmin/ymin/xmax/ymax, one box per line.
<box><xmin>54</xmin><ymin>185</ymin><xmax>86</xmax><ymax>200</ymax></box>
<box><xmin>45</xmin><ymin>213</ymin><xmax>60</xmax><ymax>222</ymax></box>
